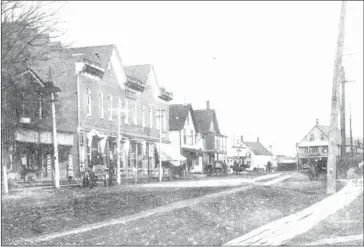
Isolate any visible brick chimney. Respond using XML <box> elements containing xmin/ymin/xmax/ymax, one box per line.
<box><xmin>257</xmin><ymin>137</ymin><xmax>260</xmax><ymax>143</ymax></box>
<box><xmin>316</xmin><ymin>118</ymin><xmax>319</xmax><ymax>125</ymax></box>
<box><xmin>206</xmin><ymin>100</ymin><xmax>210</xmax><ymax>109</ymax></box>
<box><xmin>240</xmin><ymin>136</ymin><xmax>244</xmax><ymax>143</ymax></box>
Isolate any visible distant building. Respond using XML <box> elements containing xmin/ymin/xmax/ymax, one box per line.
<box><xmin>169</xmin><ymin>104</ymin><xmax>202</xmax><ymax>173</ymax></box>
<box><xmin>276</xmin><ymin>155</ymin><xmax>297</xmax><ymax>171</ymax></box>
<box><xmin>194</xmin><ymin>101</ymin><xmax>227</xmax><ymax>171</ymax></box>
<box><xmin>297</xmin><ymin>119</ymin><xmax>363</xmax><ymax>170</ymax></box>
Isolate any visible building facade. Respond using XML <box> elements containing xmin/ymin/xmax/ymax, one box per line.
<box><xmin>194</xmin><ymin>101</ymin><xmax>227</xmax><ymax>172</ymax></box>
<box><xmin>297</xmin><ymin>119</ymin><xmax>363</xmax><ymax>170</ymax></box>
<box><xmin>169</xmin><ymin>104</ymin><xmax>203</xmax><ymax>173</ymax></box>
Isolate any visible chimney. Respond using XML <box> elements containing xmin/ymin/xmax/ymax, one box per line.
<box><xmin>240</xmin><ymin>136</ymin><xmax>244</xmax><ymax>143</ymax></box>
<box><xmin>206</xmin><ymin>100</ymin><xmax>210</xmax><ymax>109</ymax></box>
<box><xmin>257</xmin><ymin>137</ymin><xmax>260</xmax><ymax>143</ymax></box>
<box><xmin>316</xmin><ymin>118</ymin><xmax>319</xmax><ymax>125</ymax></box>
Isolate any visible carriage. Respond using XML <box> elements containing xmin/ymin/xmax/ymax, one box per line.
<box><xmin>204</xmin><ymin>161</ymin><xmax>228</xmax><ymax>176</ymax></box>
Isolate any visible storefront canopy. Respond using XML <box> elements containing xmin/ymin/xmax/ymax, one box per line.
<box><xmin>157</xmin><ymin>143</ymin><xmax>186</xmax><ymax>162</ymax></box>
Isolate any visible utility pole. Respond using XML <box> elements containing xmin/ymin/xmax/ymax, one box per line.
<box><xmin>340</xmin><ymin>66</ymin><xmax>346</xmax><ymax>158</ymax></box>
<box><xmin>116</xmin><ymin>99</ymin><xmax>121</xmax><ymax>185</ymax></box>
<box><xmin>49</xmin><ymin>67</ymin><xmax>60</xmax><ymax>189</ymax></box>
<box><xmin>327</xmin><ymin>1</ymin><xmax>347</xmax><ymax>195</ymax></box>
<box><xmin>157</xmin><ymin>109</ymin><xmax>165</xmax><ymax>182</ymax></box>
<box><xmin>349</xmin><ymin>112</ymin><xmax>354</xmax><ymax>164</ymax></box>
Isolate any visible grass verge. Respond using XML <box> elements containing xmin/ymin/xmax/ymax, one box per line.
<box><xmin>31</xmin><ymin>180</ymin><xmax>340</xmax><ymax>245</ymax></box>
<box><xmin>1</xmin><ymin>185</ymin><xmax>233</xmax><ymax>245</ymax></box>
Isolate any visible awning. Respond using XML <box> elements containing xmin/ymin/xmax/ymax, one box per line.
<box><xmin>156</xmin><ymin>143</ymin><xmax>186</xmax><ymax>162</ymax></box>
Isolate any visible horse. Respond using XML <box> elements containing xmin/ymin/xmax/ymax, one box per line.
<box><xmin>162</xmin><ymin>161</ymin><xmax>186</xmax><ymax>179</ymax></box>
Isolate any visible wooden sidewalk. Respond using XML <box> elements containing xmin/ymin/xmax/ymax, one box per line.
<box><xmin>224</xmin><ymin>178</ymin><xmax>363</xmax><ymax>246</ymax></box>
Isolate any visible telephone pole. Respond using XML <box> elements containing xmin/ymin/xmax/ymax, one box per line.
<box><xmin>340</xmin><ymin>66</ymin><xmax>346</xmax><ymax>158</ymax></box>
<box><xmin>49</xmin><ymin>67</ymin><xmax>60</xmax><ymax>189</ymax></box>
<box><xmin>349</xmin><ymin>112</ymin><xmax>354</xmax><ymax>156</ymax></box>
<box><xmin>327</xmin><ymin>1</ymin><xmax>347</xmax><ymax>194</ymax></box>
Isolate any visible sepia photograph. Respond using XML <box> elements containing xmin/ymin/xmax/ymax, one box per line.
<box><xmin>1</xmin><ymin>1</ymin><xmax>363</xmax><ymax>246</ymax></box>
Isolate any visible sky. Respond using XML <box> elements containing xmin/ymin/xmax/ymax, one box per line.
<box><xmin>53</xmin><ymin>1</ymin><xmax>363</xmax><ymax>156</ymax></box>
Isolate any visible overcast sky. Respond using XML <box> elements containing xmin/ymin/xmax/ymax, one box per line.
<box><xmin>55</xmin><ymin>1</ymin><xmax>363</xmax><ymax>156</ymax></box>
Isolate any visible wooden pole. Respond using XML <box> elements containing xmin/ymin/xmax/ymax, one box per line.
<box><xmin>159</xmin><ymin>110</ymin><xmax>163</xmax><ymax>182</ymax></box>
<box><xmin>327</xmin><ymin>1</ymin><xmax>347</xmax><ymax>195</ymax></box>
<box><xmin>116</xmin><ymin>100</ymin><xmax>121</xmax><ymax>185</ymax></box>
<box><xmin>51</xmin><ymin>91</ymin><xmax>60</xmax><ymax>189</ymax></box>
<box><xmin>340</xmin><ymin>66</ymin><xmax>346</xmax><ymax>158</ymax></box>
<box><xmin>349</xmin><ymin>112</ymin><xmax>354</xmax><ymax>166</ymax></box>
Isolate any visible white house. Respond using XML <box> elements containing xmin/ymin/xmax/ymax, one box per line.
<box><xmin>169</xmin><ymin>104</ymin><xmax>202</xmax><ymax>172</ymax></box>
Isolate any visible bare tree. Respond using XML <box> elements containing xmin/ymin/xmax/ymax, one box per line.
<box><xmin>1</xmin><ymin>1</ymin><xmax>67</xmax><ymax>193</ymax></box>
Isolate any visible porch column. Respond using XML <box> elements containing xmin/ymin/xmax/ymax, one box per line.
<box><xmin>68</xmin><ymin>154</ymin><xmax>73</xmax><ymax>179</ymax></box>
<box><xmin>135</xmin><ymin>142</ymin><xmax>138</xmax><ymax>183</ymax></box>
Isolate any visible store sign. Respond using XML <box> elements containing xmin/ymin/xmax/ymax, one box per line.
<box><xmin>15</xmin><ymin>129</ymin><xmax>74</xmax><ymax>146</ymax></box>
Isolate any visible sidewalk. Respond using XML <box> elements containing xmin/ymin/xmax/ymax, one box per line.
<box><xmin>9</xmin><ymin>173</ymin><xmax>290</xmax><ymax>245</ymax></box>
<box><xmin>223</xmin><ymin>178</ymin><xmax>363</xmax><ymax>245</ymax></box>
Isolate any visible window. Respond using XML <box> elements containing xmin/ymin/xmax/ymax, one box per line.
<box><xmin>322</xmin><ymin>147</ymin><xmax>328</xmax><ymax>153</ymax></box>
<box><xmin>38</xmin><ymin>96</ymin><xmax>42</xmax><ymax>119</ymax></box>
<box><xmin>124</xmin><ymin>100</ymin><xmax>128</xmax><ymax>124</ymax></box>
<box><xmin>141</xmin><ymin>106</ymin><xmax>145</xmax><ymax>127</ymax></box>
<box><xmin>183</xmin><ymin>129</ymin><xmax>187</xmax><ymax>144</ymax></box>
<box><xmin>163</xmin><ymin>111</ymin><xmax>167</xmax><ymax>131</ymax></box>
<box><xmin>156</xmin><ymin>110</ymin><xmax>161</xmax><ymax>130</ymax></box>
<box><xmin>311</xmin><ymin>146</ymin><xmax>318</xmax><ymax>153</ymax></box>
<box><xmin>87</xmin><ymin>88</ymin><xmax>92</xmax><ymax>116</ymax></box>
<box><xmin>133</xmin><ymin>105</ymin><xmax>137</xmax><ymax>125</ymax></box>
<box><xmin>98</xmin><ymin>92</ymin><xmax>104</xmax><ymax>118</ymax></box>
<box><xmin>186</xmin><ymin>114</ymin><xmax>190</xmax><ymax>126</ymax></box>
<box><xmin>309</xmin><ymin>134</ymin><xmax>314</xmax><ymax>141</ymax></box>
<box><xmin>149</xmin><ymin>107</ymin><xmax>153</xmax><ymax>128</ymax></box>
<box><xmin>320</xmin><ymin>134</ymin><xmax>325</xmax><ymax>140</ymax></box>
<box><xmin>117</xmin><ymin>97</ymin><xmax>121</xmax><ymax>117</ymax></box>
<box><xmin>108</xmin><ymin>95</ymin><xmax>113</xmax><ymax>120</ymax></box>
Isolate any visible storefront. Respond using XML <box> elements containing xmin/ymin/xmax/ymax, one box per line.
<box><xmin>11</xmin><ymin>128</ymin><xmax>74</xmax><ymax>181</ymax></box>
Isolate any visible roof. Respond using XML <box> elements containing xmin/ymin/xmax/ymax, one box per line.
<box><xmin>194</xmin><ymin>109</ymin><xmax>221</xmax><ymax>134</ymax></box>
<box><xmin>169</xmin><ymin>104</ymin><xmax>197</xmax><ymax>131</ymax></box>
<box><xmin>124</xmin><ymin>64</ymin><xmax>152</xmax><ymax>85</ymax></box>
<box><xmin>243</xmin><ymin>141</ymin><xmax>272</xmax><ymax>156</ymax></box>
<box><xmin>316</xmin><ymin>125</ymin><xmax>353</xmax><ymax>145</ymax></box>
<box><xmin>68</xmin><ymin>44</ymin><xmax>115</xmax><ymax>70</ymax></box>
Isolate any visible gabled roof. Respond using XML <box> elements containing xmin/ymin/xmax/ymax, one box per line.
<box><xmin>124</xmin><ymin>64</ymin><xmax>152</xmax><ymax>85</ymax></box>
<box><xmin>194</xmin><ymin>109</ymin><xmax>221</xmax><ymax>135</ymax></box>
<box><xmin>169</xmin><ymin>104</ymin><xmax>198</xmax><ymax>131</ymax></box>
<box><xmin>68</xmin><ymin>44</ymin><xmax>115</xmax><ymax>70</ymax></box>
<box><xmin>243</xmin><ymin>141</ymin><xmax>272</xmax><ymax>156</ymax></box>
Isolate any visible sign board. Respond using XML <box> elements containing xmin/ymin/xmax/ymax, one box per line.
<box><xmin>15</xmin><ymin>129</ymin><xmax>74</xmax><ymax>146</ymax></box>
